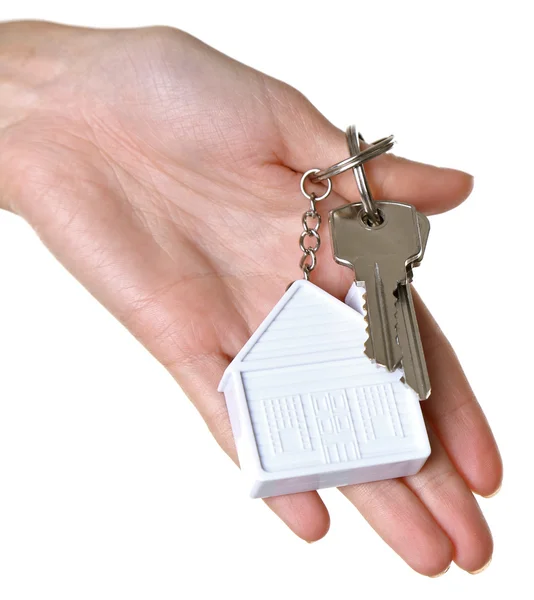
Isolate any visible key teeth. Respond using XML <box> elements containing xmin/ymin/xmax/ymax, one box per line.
<box><xmin>359</xmin><ymin>282</ymin><xmax>401</xmax><ymax>372</ymax></box>
<box><xmin>360</xmin><ymin>285</ymin><xmax>388</xmax><ymax>367</ymax></box>
<box><xmin>360</xmin><ymin>287</ymin><xmax>372</xmax><ymax>355</ymax></box>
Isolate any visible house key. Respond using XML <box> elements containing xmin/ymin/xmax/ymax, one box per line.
<box><xmin>343</xmin><ymin>125</ymin><xmax>431</xmax><ymax>396</ymax></box>
<box><xmin>330</xmin><ymin>201</ymin><xmax>421</xmax><ymax>370</ymax></box>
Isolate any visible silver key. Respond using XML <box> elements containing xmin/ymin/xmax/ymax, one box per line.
<box><xmin>330</xmin><ymin>201</ymin><xmax>421</xmax><ymax>370</ymax></box>
<box><xmin>396</xmin><ymin>212</ymin><xmax>431</xmax><ymax>399</ymax></box>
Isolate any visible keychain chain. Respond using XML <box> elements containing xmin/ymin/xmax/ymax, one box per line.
<box><xmin>299</xmin><ymin>193</ymin><xmax>321</xmax><ymax>280</ymax></box>
<box><xmin>299</xmin><ymin>169</ymin><xmax>332</xmax><ymax>280</ymax></box>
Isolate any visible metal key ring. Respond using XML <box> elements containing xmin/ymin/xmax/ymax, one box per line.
<box><xmin>346</xmin><ymin>124</ymin><xmax>382</xmax><ymax>225</ymax></box>
<box><xmin>309</xmin><ymin>134</ymin><xmax>394</xmax><ymax>183</ymax></box>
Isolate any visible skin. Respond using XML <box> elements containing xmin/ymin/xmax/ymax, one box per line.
<box><xmin>0</xmin><ymin>21</ymin><xmax>502</xmax><ymax>576</ymax></box>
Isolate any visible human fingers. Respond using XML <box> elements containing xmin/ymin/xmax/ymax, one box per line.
<box><xmin>270</xmin><ymin>84</ymin><xmax>473</xmax><ymax>215</ymax></box>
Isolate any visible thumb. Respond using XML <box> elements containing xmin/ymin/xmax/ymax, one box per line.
<box><xmin>270</xmin><ymin>85</ymin><xmax>474</xmax><ymax>215</ymax></box>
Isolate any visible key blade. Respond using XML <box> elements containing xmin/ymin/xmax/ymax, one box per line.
<box><xmin>354</xmin><ymin>282</ymin><xmax>376</xmax><ymax>360</ymax></box>
<box><xmin>365</xmin><ymin>262</ymin><xmax>403</xmax><ymax>370</ymax></box>
<box><xmin>397</xmin><ymin>283</ymin><xmax>431</xmax><ymax>399</ymax></box>
<box><xmin>356</xmin><ymin>260</ymin><xmax>405</xmax><ymax>371</ymax></box>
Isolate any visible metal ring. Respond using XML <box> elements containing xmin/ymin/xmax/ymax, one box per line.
<box><xmin>300</xmin><ymin>169</ymin><xmax>332</xmax><ymax>201</ymax></box>
<box><xmin>299</xmin><ymin>229</ymin><xmax>321</xmax><ymax>253</ymax></box>
<box><xmin>346</xmin><ymin>125</ymin><xmax>381</xmax><ymax>225</ymax></box>
<box><xmin>302</xmin><ymin>210</ymin><xmax>321</xmax><ymax>232</ymax></box>
<box><xmin>299</xmin><ymin>249</ymin><xmax>316</xmax><ymax>272</ymax></box>
<box><xmin>309</xmin><ymin>135</ymin><xmax>394</xmax><ymax>183</ymax></box>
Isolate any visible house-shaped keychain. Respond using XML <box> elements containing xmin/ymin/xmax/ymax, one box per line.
<box><xmin>218</xmin><ymin>280</ymin><xmax>430</xmax><ymax>499</ymax></box>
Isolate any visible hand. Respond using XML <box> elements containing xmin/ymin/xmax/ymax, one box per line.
<box><xmin>0</xmin><ymin>21</ymin><xmax>502</xmax><ymax>576</ymax></box>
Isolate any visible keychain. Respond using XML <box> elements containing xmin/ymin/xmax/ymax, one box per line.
<box><xmin>218</xmin><ymin>126</ymin><xmax>431</xmax><ymax>498</ymax></box>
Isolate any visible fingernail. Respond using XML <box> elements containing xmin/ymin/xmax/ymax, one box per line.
<box><xmin>469</xmin><ymin>557</ymin><xmax>492</xmax><ymax>575</ymax></box>
<box><xmin>483</xmin><ymin>483</ymin><xmax>502</xmax><ymax>499</ymax></box>
<box><xmin>428</xmin><ymin>564</ymin><xmax>450</xmax><ymax>578</ymax></box>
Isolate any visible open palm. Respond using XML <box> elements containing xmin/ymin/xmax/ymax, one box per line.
<box><xmin>0</xmin><ymin>22</ymin><xmax>502</xmax><ymax>576</ymax></box>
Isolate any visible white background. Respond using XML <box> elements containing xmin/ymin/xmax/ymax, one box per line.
<box><xmin>0</xmin><ymin>1</ymin><xmax>531</xmax><ymax>598</ymax></box>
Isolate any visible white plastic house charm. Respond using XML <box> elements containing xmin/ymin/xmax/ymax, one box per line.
<box><xmin>218</xmin><ymin>280</ymin><xmax>430</xmax><ymax>499</ymax></box>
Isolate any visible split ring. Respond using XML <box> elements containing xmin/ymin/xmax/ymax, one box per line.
<box><xmin>309</xmin><ymin>135</ymin><xmax>394</xmax><ymax>183</ymax></box>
